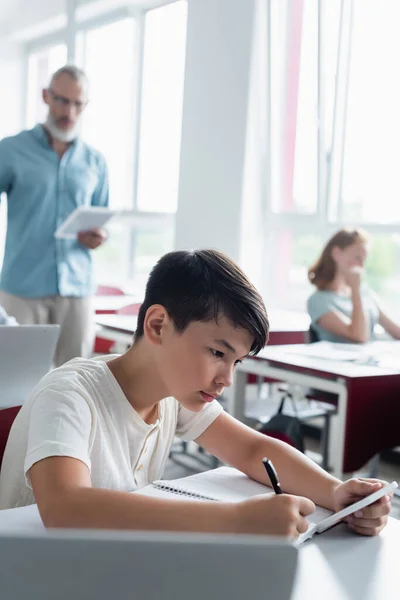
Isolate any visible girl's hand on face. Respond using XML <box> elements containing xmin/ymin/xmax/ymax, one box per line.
<box><xmin>345</xmin><ymin>266</ymin><xmax>363</xmax><ymax>290</ymax></box>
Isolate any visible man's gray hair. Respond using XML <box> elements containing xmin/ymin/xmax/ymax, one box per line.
<box><xmin>49</xmin><ymin>65</ymin><xmax>89</xmax><ymax>89</ymax></box>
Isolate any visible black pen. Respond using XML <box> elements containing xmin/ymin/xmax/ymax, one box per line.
<box><xmin>262</xmin><ymin>457</ymin><xmax>283</xmax><ymax>494</ymax></box>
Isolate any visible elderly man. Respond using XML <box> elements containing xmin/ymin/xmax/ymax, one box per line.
<box><xmin>0</xmin><ymin>65</ymin><xmax>109</xmax><ymax>366</ymax></box>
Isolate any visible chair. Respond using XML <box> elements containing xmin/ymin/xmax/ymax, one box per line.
<box><xmin>308</xmin><ymin>324</ymin><xmax>320</xmax><ymax>343</ymax></box>
<box><xmin>93</xmin><ymin>302</ymin><xmax>143</xmax><ymax>356</ymax></box>
<box><xmin>0</xmin><ymin>406</ymin><xmax>21</xmax><ymax>469</ymax></box>
<box><xmin>96</xmin><ymin>285</ymin><xmax>125</xmax><ymax>296</ymax></box>
<box><xmin>94</xmin><ymin>285</ymin><xmax>127</xmax><ymax>354</ymax></box>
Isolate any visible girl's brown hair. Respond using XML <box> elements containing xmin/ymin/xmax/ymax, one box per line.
<box><xmin>308</xmin><ymin>228</ymin><xmax>369</xmax><ymax>290</ymax></box>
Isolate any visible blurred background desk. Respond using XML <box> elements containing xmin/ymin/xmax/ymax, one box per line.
<box><xmin>231</xmin><ymin>343</ymin><xmax>400</xmax><ymax>479</ymax></box>
<box><xmin>93</xmin><ymin>295</ymin><xmax>142</xmax><ymax>315</ymax></box>
<box><xmin>95</xmin><ymin>309</ymin><xmax>310</xmax><ymax>350</ymax></box>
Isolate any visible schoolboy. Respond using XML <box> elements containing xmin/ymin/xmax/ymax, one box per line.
<box><xmin>0</xmin><ymin>250</ymin><xmax>391</xmax><ymax>539</ymax></box>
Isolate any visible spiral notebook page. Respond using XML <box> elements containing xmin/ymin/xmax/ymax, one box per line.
<box><xmin>138</xmin><ymin>467</ymin><xmax>273</xmax><ymax>502</ymax></box>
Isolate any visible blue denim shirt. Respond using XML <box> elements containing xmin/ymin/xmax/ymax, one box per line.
<box><xmin>0</xmin><ymin>125</ymin><xmax>109</xmax><ymax>298</ymax></box>
<box><xmin>307</xmin><ymin>287</ymin><xmax>379</xmax><ymax>343</ymax></box>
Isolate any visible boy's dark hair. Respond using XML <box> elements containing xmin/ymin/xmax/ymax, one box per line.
<box><xmin>134</xmin><ymin>249</ymin><xmax>269</xmax><ymax>355</ymax></box>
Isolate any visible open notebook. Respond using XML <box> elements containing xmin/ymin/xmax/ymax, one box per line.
<box><xmin>138</xmin><ymin>467</ymin><xmax>397</xmax><ymax>546</ymax></box>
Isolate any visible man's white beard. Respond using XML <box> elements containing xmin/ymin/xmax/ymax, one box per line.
<box><xmin>45</xmin><ymin>114</ymin><xmax>79</xmax><ymax>143</ymax></box>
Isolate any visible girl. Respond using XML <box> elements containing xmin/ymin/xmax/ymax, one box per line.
<box><xmin>307</xmin><ymin>228</ymin><xmax>400</xmax><ymax>343</ymax></box>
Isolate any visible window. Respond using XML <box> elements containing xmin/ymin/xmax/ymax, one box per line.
<box><xmin>92</xmin><ymin>221</ymin><xmax>132</xmax><ymax>288</ymax></box>
<box><xmin>136</xmin><ymin>1</ymin><xmax>188</xmax><ymax>212</ymax></box>
<box><xmin>365</xmin><ymin>233</ymin><xmax>400</xmax><ymax>312</ymax></box>
<box><xmin>128</xmin><ymin>227</ymin><xmax>175</xmax><ymax>292</ymax></box>
<box><xmin>341</xmin><ymin>0</ymin><xmax>400</xmax><ymax>224</ymax></box>
<box><xmin>264</xmin><ymin>229</ymin><xmax>324</xmax><ymax>311</ymax></box>
<box><xmin>270</xmin><ymin>0</ymin><xmax>318</xmax><ymax>214</ymax></box>
<box><xmin>292</xmin><ymin>0</ymin><xmax>318</xmax><ymax>214</ymax></box>
<box><xmin>26</xmin><ymin>43</ymin><xmax>68</xmax><ymax>127</ymax></box>
<box><xmin>79</xmin><ymin>18</ymin><xmax>136</xmax><ymax>210</ymax></box>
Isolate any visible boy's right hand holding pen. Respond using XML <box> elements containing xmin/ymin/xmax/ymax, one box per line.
<box><xmin>234</xmin><ymin>491</ymin><xmax>315</xmax><ymax>539</ymax></box>
<box><xmin>233</xmin><ymin>457</ymin><xmax>315</xmax><ymax>539</ymax></box>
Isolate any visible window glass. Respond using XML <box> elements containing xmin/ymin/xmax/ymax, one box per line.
<box><xmin>26</xmin><ymin>44</ymin><xmax>68</xmax><ymax>127</ymax></box>
<box><xmin>136</xmin><ymin>1</ymin><xmax>187</xmax><ymax>212</ymax></box>
<box><xmin>80</xmin><ymin>18</ymin><xmax>136</xmax><ymax>210</ymax></box>
<box><xmin>342</xmin><ymin>0</ymin><xmax>400</xmax><ymax>223</ymax></box>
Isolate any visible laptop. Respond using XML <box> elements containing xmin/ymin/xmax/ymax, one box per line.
<box><xmin>0</xmin><ymin>325</ymin><xmax>60</xmax><ymax>407</ymax></box>
<box><xmin>0</xmin><ymin>529</ymin><xmax>297</xmax><ymax>600</ymax></box>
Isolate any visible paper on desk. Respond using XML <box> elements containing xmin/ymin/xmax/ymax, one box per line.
<box><xmin>0</xmin><ymin>504</ymin><xmax>45</xmax><ymax>534</ymax></box>
<box><xmin>287</xmin><ymin>340</ymin><xmax>400</xmax><ymax>369</ymax></box>
<box><xmin>138</xmin><ymin>466</ymin><xmax>333</xmax><ymax>546</ymax></box>
<box><xmin>287</xmin><ymin>341</ymin><xmax>369</xmax><ymax>362</ymax></box>
<box><xmin>138</xmin><ymin>467</ymin><xmax>273</xmax><ymax>502</ymax></box>
<box><xmin>54</xmin><ymin>207</ymin><xmax>120</xmax><ymax>239</ymax></box>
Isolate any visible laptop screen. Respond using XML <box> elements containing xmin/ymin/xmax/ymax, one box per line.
<box><xmin>0</xmin><ymin>325</ymin><xmax>59</xmax><ymax>407</ymax></box>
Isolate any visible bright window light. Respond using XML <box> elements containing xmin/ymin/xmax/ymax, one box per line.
<box><xmin>80</xmin><ymin>18</ymin><xmax>136</xmax><ymax>211</ymax></box>
<box><xmin>136</xmin><ymin>1</ymin><xmax>188</xmax><ymax>213</ymax></box>
<box><xmin>26</xmin><ymin>44</ymin><xmax>68</xmax><ymax>127</ymax></box>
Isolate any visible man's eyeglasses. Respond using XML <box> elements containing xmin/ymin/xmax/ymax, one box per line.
<box><xmin>47</xmin><ymin>89</ymin><xmax>88</xmax><ymax>112</ymax></box>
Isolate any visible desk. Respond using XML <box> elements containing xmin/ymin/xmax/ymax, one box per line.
<box><xmin>93</xmin><ymin>295</ymin><xmax>141</xmax><ymax>315</ymax></box>
<box><xmin>231</xmin><ymin>344</ymin><xmax>400</xmax><ymax>478</ymax></box>
<box><xmin>95</xmin><ymin>309</ymin><xmax>310</xmax><ymax>348</ymax></box>
<box><xmin>293</xmin><ymin>517</ymin><xmax>400</xmax><ymax>599</ymax></box>
<box><xmin>95</xmin><ymin>314</ymin><xmax>138</xmax><ymax>351</ymax></box>
<box><xmin>0</xmin><ymin>503</ymin><xmax>399</xmax><ymax>599</ymax></box>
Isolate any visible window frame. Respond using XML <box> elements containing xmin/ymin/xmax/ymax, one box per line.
<box><xmin>262</xmin><ymin>0</ymin><xmax>400</xmax><ymax>313</ymax></box>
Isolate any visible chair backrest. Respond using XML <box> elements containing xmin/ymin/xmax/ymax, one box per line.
<box><xmin>308</xmin><ymin>325</ymin><xmax>320</xmax><ymax>344</ymax></box>
<box><xmin>0</xmin><ymin>326</ymin><xmax>60</xmax><ymax>408</ymax></box>
<box><xmin>0</xmin><ymin>406</ymin><xmax>21</xmax><ymax>469</ymax></box>
<box><xmin>96</xmin><ymin>285</ymin><xmax>125</xmax><ymax>296</ymax></box>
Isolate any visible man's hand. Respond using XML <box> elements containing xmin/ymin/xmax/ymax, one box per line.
<box><xmin>234</xmin><ymin>493</ymin><xmax>315</xmax><ymax>539</ymax></box>
<box><xmin>333</xmin><ymin>478</ymin><xmax>392</xmax><ymax>536</ymax></box>
<box><xmin>77</xmin><ymin>228</ymin><xmax>107</xmax><ymax>250</ymax></box>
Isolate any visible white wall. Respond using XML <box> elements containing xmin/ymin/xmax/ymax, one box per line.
<box><xmin>0</xmin><ymin>41</ymin><xmax>24</xmax><ymax>138</ymax></box>
<box><xmin>0</xmin><ymin>41</ymin><xmax>24</xmax><ymax>268</ymax></box>
<box><xmin>174</xmin><ymin>0</ymin><xmax>257</xmax><ymax>261</ymax></box>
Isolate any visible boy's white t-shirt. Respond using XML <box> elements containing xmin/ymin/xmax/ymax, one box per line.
<box><xmin>0</xmin><ymin>355</ymin><xmax>223</xmax><ymax>509</ymax></box>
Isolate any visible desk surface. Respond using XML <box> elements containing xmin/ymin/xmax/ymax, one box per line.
<box><xmin>1</xmin><ymin>498</ymin><xmax>399</xmax><ymax>599</ymax></box>
<box><xmin>95</xmin><ymin>309</ymin><xmax>310</xmax><ymax>336</ymax></box>
<box><xmin>257</xmin><ymin>341</ymin><xmax>400</xmax><ymax>379</ymax></box>
<box><xmin>233</xmin><ymin>341</ymin><xmax>400</xmax><ymax>475</ymax></box>
<box><xmin>294</xmin><ymin>518</ymin><xmax>400</xmax><ymax>599</ymax></box>
<box><xmin>96</xmin><ymin>314</ymin><xmax>138</xmax><ymax>333</ymax></box>
<box><xmin>93</xmin><ymin>295</ymin><xmax>142</xmax><ymax>314</ymax></box>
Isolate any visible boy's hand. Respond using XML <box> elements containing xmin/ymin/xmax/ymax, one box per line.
<box><xmin>333</xmin><ymin>478</ymin><xmax>392</xmax><ymax>536</ymax></box>
<box><xmin>235</xmin><ymin>494</ymin><xmax>315</xmax><ymax>539</ymax></box>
